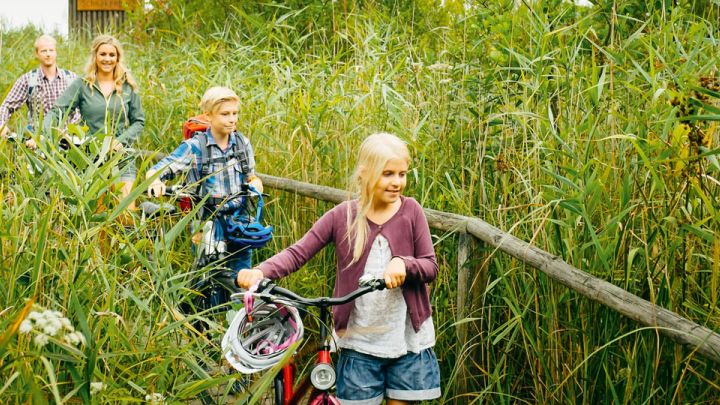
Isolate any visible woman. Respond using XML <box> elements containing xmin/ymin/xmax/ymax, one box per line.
<box><xmin>45</xmin><ymin>34</ymin><xmax>145</xmax><ymax>207</ymax></box>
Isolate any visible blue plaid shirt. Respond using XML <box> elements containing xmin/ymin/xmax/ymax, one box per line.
<box><xmin>151</xmin><ymin>130</ymin><xmax>256</xmax><ymax>200</ymax></box>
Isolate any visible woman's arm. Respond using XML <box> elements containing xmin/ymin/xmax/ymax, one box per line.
<box><xmin>43</xmin><ymin>78</ymin><xmax>83</xmax><ymax>134</ymax></box>
<box><xmin>116</xmin><ymin>89</ymin><xmax>145</xmax><ymax>146</ymax></box>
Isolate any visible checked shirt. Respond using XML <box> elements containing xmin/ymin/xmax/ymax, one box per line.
<box><xmin>0</xmin><ymin>67</ymin><xmax>78</xmax><ymax>130</ymax></box>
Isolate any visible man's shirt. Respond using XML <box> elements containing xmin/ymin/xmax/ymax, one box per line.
<box><xmin>0</xmin><ymin>67</ymin><xmax>78</xmax><ymax>130</ymax></box>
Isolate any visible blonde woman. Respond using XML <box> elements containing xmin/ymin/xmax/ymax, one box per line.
<box><xmin>237</xmin><ymin>133</ymin><xmax>441</xmax><ymax>405</ymax></box>
<box><xmin>46</xmin><ymin>34</ymin><xmax>145</xmax><ymax>204</ymax></box>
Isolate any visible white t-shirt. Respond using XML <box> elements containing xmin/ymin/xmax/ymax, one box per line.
<box><xmin>335</xmin><ymin>235</ymin><xmax>435</xmax><ymax>358</ymax></box>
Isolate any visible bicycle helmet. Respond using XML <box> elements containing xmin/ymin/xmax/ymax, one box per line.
<box><xmin>222</xmin><ymin>291</ymin><xmax>303</xmax><ymax>374</ymax></box>
<box><xmin>224</xmin><ymin>185</ymin><xmax>273</xmax><ymax>248</ymax></box>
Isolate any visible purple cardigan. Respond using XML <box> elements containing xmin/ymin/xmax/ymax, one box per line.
<box><xmin>258</xmin><ymin>196</ymin><xmax>438</xmax><ymax>333</ymax></box>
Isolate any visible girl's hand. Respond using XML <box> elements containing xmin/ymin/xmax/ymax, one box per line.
<box><xmin>383</xmin><ymin>257</ymin><xmax>406</xmax><ymax>289</ymax></box>
<box><xmin>236</xmin><ymin>268</ymin><xmax>264</xmax><ymax>289</ymax></box>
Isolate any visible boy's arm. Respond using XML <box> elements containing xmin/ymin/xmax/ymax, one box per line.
<box><xmin>149</xmin><ymin>141</ymin><xmax>196</xmax><ymax>181</ymax></box>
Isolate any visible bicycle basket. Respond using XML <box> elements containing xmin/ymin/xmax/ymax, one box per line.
<box><xmin>222</xmin><ymin>300</ymin><xmax>303</xmax><ymax>374</ymax></box>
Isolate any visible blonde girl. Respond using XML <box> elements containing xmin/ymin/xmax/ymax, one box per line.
<box><xmin>237</xmin><ymin>132</ymin><xmax>441</xmax><ymax>404</ymax></box>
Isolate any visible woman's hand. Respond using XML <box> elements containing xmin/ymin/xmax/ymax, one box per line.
<box><xmin>383</xmin><ymin>257</ymin><xmax>406</xmax><ymax>289</ymax></box>
<box><xmin>236</xmin><ymin>268</ymin><xmax>265</xmax><ymax>289</ymax></box>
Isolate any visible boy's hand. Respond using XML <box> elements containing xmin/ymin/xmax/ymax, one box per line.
<box><xmin>236</xmin><ymin>269</ymin><xmax>264</xmax><ymax>289</ymax></box>
<box><xmin>25</xmin><ymin>139</ymin><xmax>38</xmax><ymax>150</ymax></box>
<box><xmin>110</xmin><ymin>138</ymin><xmax>124</xmax><ymax>153</ymax></box>
<box><xmin>148</xmin><ymin>179</ymin><xmax>166</xmax><ymax>198</ymax></box>
<box><xmin>249</xmin><ymin>177</ymin><xmax>263</xmax><ymax>193</ymax></box>
<box><xmin>383</xmin><ymin>257</ymin><xmax>406</xmax><ymax>289</ymax></box>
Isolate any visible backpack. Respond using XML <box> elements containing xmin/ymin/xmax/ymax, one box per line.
<box><xmin>27</xmin><ymin>68</ymin><xmax>72</xmax><ymax>126</ymax></box>
<box><xmin>178</xmin><ymin>114</ymin><xmax>251</xmax><ymax>212</ymax></box>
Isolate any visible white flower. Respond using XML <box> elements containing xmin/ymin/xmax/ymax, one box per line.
<box><xmin>60</xmin><ymin>317</ymin><xmax>74</xmax><ymax>331</ymax></box>
<box><xmin>27</xmin><ymin>311</ymin><xmax>41</xmax><ymax>321</ymax></box>
<box><xmin>64</xmin><ymin>331</ymin><xmax>86</xmax><ymax>346</ymax></box>
<box><xmin>19</xmin><ymin>320</ymin><xmax>33</xmax><ymax>334</ymax></box>
<box><xmin>43</xmin><ymin>319</ymin><xmax>62</xmax><ymax>336</ymax></box>
<box><xmin>145</xmin><ymin>392</ymin><xmax>165</xmax><ymax>404</ymax></box>
<box><xmin>34</xmin><ymin>333</ymin><xmax>50</xmax><ymax>347</ymax></box>
<box><xmin>90</xmin><ymin>382</ymin><xmax>106</xmax><ymax>395</ymax></box>
<box><xmin>427</xmin><ymin>63</ymin><xmax>453</xmax><ymax>72</ymax></box>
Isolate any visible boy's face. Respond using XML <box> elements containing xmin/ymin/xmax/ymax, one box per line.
<box><xmin>208</xmin><ymin>100</ymin><xmax>239</xmax><ymax>137</ymax></box>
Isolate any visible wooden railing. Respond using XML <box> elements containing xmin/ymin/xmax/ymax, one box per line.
<box><xmin>258</xmin><ymin>173</ymin><xmax>720</xmax><ymax>364</ymax></box>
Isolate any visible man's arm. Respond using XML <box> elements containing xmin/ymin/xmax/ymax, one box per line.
<box><xmin>0</xmin><ymin>73</ymin><xmax>30</xmax><ymax>136</ymax></box>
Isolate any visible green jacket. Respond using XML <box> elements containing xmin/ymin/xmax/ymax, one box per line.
<box><xmin>46</xmin><ymin>78</ymin><xmax>144</xmax><ymax>145</ymax></box>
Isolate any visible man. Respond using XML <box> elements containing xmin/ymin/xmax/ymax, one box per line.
<box><xmin>0</xmin><ymin>34</ymin><xmax>78</xmax><ymax>139</ymax></box>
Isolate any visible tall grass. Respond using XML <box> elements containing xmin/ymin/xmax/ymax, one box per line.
<box><xmin>2</xmin><ymin>0</ymin><xmax>720</xmax><ymax>403</ymax></box>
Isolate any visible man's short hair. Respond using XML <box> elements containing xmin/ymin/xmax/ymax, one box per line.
<box><xmin>34</xmin><ymin>34</ymin><xmax>57</xmax><ymax>51</ymax></box>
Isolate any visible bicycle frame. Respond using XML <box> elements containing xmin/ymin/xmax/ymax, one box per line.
<box><xmin>246</xmin><ymin>279</ymin><xmax>386</xmax><ymax>405</ymax></box>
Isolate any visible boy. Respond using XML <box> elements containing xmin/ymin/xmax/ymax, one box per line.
<box><xmin>147</xmin><ymin>86</ymin><xmax>263</xmax><ymax>294</ymax></box>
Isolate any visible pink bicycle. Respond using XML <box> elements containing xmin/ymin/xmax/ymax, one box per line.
<box><xmin>223</xmin><ymin>277</ymin><xmax>386</xmax><ymax>404</ymax></box>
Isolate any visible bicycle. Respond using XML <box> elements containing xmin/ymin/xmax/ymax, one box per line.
<box><xmin>142</xmin><ymin>183</ymin><xmax>272</xmax><ymax>319</ymax></box>
<box><xmin>224</xmin><ymin>276</ymin><xmax>387</xmax><ymax>405</ymax></box>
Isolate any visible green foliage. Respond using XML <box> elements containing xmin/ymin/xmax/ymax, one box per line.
<box><xmin>3</xmin><ymin>0</ymin><xmax>720</xmax><ymax>402</ymax></box>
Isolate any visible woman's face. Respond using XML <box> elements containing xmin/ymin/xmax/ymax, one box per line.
<box><xmin>95</xmin><ymin>44</ymin><xmax>118</xmax><ymax>75</ymax></box>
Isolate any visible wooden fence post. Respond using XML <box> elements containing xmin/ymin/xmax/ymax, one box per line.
<box><xmin>455</xmin><ymin>232</ymin><xmax>487</xmax><ymax>396</ymax></box>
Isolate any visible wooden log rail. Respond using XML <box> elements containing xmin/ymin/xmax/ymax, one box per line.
<box><xmin>258</xmin><ymin>173</ymin><xmax>720</xmax><ymax>363</ymax></box>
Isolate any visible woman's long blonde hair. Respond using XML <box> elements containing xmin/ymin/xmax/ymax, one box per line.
<box><xmin>83</xmin><ymin>34</ymin><xmax>137</xmax><ymax>94</ymax></box>
<box><xmin>346</xmin><ymin>132</ymin><xmax>410</xmax><ymax>264</ymax></box>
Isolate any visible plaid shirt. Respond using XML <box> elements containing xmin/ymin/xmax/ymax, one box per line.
<box><xmin>0</xmin><ymin>67</ymin><xmax>78</xmax><ymax>129</ymax></box>
<box><xmin>151</xmin><ymin>130</ymin><xmax>256</xmax><ymax>200</ymax></box>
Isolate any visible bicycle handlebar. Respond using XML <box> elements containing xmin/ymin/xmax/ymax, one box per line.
<box><xmin>243</xmin><ymin>277</ymin><xmax>386</xmax><ymax>309</ymax></box>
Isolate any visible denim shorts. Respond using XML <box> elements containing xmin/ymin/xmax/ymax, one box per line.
<box><xmin>336</xmin><ymin>348</ymin><xmax>441</xmax><ymax>405</ymax></box>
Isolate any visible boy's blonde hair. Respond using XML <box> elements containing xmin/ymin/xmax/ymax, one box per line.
<box><xmin>34</xmin><ymin>34</ymin><xmax>57</xmax><ymax>51</ymax></box>
<box><xmin>199</xmin><ymin>86</ymin><xmax>240</xmax><ymax>114</ymax></box>
<box><xmin>347</xmin><ymin>132</ymin><xmax>411</xmax><ymax>263</ymax></box>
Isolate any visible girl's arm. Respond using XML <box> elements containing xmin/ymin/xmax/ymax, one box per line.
<box><xmin>237</xmin><ymin>207</ymin><xmax>339</xmax><ymax>288</ymax></box>
<box><xmin>396</xmin><ymin>202</ymin><xmax>438</xmax><ymax>284</ymax></box>
<box><xmin>117</xmin><ymin>89</ymin><xmax>145</xmax><ymax>146</ymax></box>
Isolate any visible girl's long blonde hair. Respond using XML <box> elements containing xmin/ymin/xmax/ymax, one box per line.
<box><xmin>346</xmin><ymin>132</ymin><xmax>410</xmax><ymax>264</ymax></box>
<box><xmin>83</xmin><ymin>35</ymin><xmax>137</xmax><ymax>94</ymax></box>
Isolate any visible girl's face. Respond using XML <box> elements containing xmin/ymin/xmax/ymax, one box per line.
<box><xmin>372</xmin><ymin>158</ymin><xmax>408</xmax><ymax>207</ymax></box>
<box><xmin>208</xmin><ymin>100</ymin><xmax>239</xmax><ymax>137</ymax></box>
<box><xmin>95</xmin><ymin>44</ymin><xmax>118</xmax><ymax>75</ymax></box>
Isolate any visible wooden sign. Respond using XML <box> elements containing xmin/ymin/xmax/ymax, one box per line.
<box><xmin>77</xmin><ymin>0</ymin><xmax>137</xmax><ymax>11</ymax></box>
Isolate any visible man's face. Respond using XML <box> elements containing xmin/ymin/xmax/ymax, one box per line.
<box><xmin>35</xmin><ymin>40</ymin><xmax>57</xmax><ymax>68</ymax></box>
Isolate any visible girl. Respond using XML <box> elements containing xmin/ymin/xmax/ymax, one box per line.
<box><xmin>45</xmin><ymin>34</ymin><xmax>145</xmax><ymax>208</ymax></box>
<box><xmin>237</xmin><ymin>132</ymin><xmax>441</xmax><ymax>405</ymax></box>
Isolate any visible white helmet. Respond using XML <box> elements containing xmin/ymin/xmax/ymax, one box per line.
<box><xmin>222</xmin><ymin>298</ymin><xmax>303</xmax><ymax>374</ymax></box>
